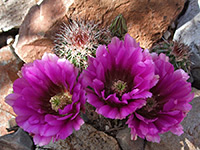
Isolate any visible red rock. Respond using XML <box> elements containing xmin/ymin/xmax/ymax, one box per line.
<box><xmin>16</xmin><ymin>0</ymin><xmax>71</xmax><ymax>63</ymax></box>
<box><xmin>19</xmin><ymin>38</ymin><xmax>54</xmax><ymax>63</ymax></box>
<box><xmin>0</xmin><ymin>46</ymin><xmax>23</xmax><ymax>136</ymax></box>
<box><xmin>16</xmin><ymin>0</ymin><xmax>185</xmax><ymax>63</ymax></box>
<box><xmin>68</xmin><ymin>0</ymin><xmax>185</xmax><ymax>48</ymax></box>
<box><xmin>0</xmin><ymin>67</ymin><xmax>15</xmax><ymax>136</ymax></box>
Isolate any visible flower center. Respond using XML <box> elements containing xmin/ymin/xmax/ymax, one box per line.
<box><xmin>72</xmin><ymin>30</ymin><xmax>89</xmax><ymax>47</ymax></box>
<box><xmin>111</xmin><ymin>80</ymin><xmax>127</xmax><ymax>97</ymax></box>
<box><xmin>136</xmin><ymin>96</ymin><xmax>160</xmax><ymax>119</ymax></box>
<box><xmin>143</xmin><ymin>97</ymin><xmax>158</xmax><ymax>112</ymax></box>
<box><xmin>50</xmin><ymin>91</ymin><xmax>72</xmax><ymax>112</ymax></box>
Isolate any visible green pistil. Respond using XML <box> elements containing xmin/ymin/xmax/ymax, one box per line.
<box><xmin>50</xmin><ymin>91</ymin><xmax>72</xmax><ymax>112</ymax></box>
<box><xmin>111</xmin><ymin>80</ymin><xmax>127</xmax><ymax>97</ymax></box>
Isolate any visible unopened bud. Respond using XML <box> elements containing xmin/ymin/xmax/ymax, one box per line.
<box><xmin>109</xmin><ymin>14</ymin><xmax>128</xmax><ymax>39</ymax></box>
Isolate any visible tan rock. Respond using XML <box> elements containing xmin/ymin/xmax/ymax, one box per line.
<box><xmin>0</xmin><ymin>45</ymin><xmax>23</xmax><ymax>136</ymax></box>
<box><xmin>0</xmin><ymin>45</ymin><xmax>23</xmax><ymax>81</ymax></box>
<box><xmin>19</xmin><ymin>38</ymin><xmax>54</xmax><ymax>63</ymax></box>
<box><xmin>0</xmin><ymin>66</ymin><xmax>15</xmax><ymax>136</ymax></box>
<box><xmin>40</xmin><ymin>124</ymin><xmax>120</xmax><ymax>150</ymax></box>
<box><xmin>16</xmin><ymin>0</ymin><xmax>72</xmax><ymax>62</ymax></box>
<box><xmin>16</xmin><ymin>0</ymin><xmax>185</xmax><ymax>63</ymax></box>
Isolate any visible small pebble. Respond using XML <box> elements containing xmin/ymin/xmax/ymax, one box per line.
<box><xmin>163</xmin><ymin>31</ymin><xmax>171</xmax><ymax>40</ymax></box>
<box><xmin>12</xmin><ymin>34</ymin><xmax>19</xmax><ymax>49</ymax></box>
<box><xmin>36</xmin><ymin>0</ymin><xmax>43</xmax><ymax>5</ymax></box>
<box><xmin>105</xmin><ymin>125</ymin><xmax>110</xmax><ymax>131</ymax></box>
<box><xmin>171</xmin><ymin>22</ymin><xmax>176</xmax><ymax>29</ymax></box>
<box><xmin>6</xmin><ymin>36</ymin><xmax>14</xmax><ymax>45</ymax></box>
<box><xmin>8</xmin><ymin>118</ymin><xmax>17</xmax><ymax>129</ymax></box>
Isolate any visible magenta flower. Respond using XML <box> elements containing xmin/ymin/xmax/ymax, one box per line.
<box><xmin>126</xmin><ymin>53</ymin><xmax>194</xmax><ymax>143</ymax></box>
<box><xmin>81</xmin><ymin>34</ymin><xmax>158</xmax><ymax>119</ymax></box>
<box><xmin>5</xmin><ymin>53</ymin><xmax>86</xmax><ymax>146</ymax></box>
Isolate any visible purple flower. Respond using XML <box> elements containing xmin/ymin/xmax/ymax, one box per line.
<box><xmin>5</xmin><ymin>53</ymin><xmax>86</xmax><ymax>146</ymax></box>
<box><xmin>126</xmin><ymin>53</ymin><xmax>194</xmax><ymax>143</ymax></box>
<box><xmin>81</xmin><ymin>34</ymin><xmax>158</xmax><ymax>119</ymax></box>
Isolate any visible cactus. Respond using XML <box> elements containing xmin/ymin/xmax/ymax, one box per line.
<box><xmin>53</xmin><ymin>19</ymin><xmax>111</xmax><ymax>70</ymax></box>
<box><xmin>150</xmin><ymin>40</ymin><xmax>191</xmax><ymax>73</ymax></box>
<box><xmin>109</xmin><ymin>14</ymin><xmax>128</xmax><ymax>40</ymax></box>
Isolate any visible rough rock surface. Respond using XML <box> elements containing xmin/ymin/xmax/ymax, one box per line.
<box><xmin>0</xmin><ymin>0</ymin><xmax>37</xmax><ymax>32</ymax></box>
<box><xmin>68</xmin><ymin>0</ymin><xmax>185</xmax><ymax>49</ymax></box>
<box><xmin>174</xmin><ymin>12</ymin><xmax>200</xmax><ymax>46</ymax></box>
<box><xmin>190</xmin><ymin>43</ymin><xmax>200</xmax><ymax>89</ymax></box>
<box><xmin>38</xmin><ymin>124</ymin><xmax>120</xmax><ymax>150</ymax></box>
<box><xmin>0</xmin><ymin>128</ymin><xmax>34</xmax><ymax>150</ymax></box>
<box><xmin>116</xmin><ymin>128</ymin><xmax>145</xmax><ymax>150</ymax></box>
<box><xmin>16</xmin><ymin>0</ymin><xmax>72</xmax><ymax>63</ymax></box>
<box><xmin>16</xmin><ymin>0</ymin><xmax>185</xmax><ymax>63</ymax></box>
<box><xmin>0</xmin><ymin>45</ymin><xmax>23</xmax><ymax>136</ymax></box>
<box><xmin>176</xmin><ymin>0</ymin><xmax>200</xmax><ymax>29</ymax></box>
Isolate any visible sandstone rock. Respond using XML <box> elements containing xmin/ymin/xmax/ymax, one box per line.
<box><xmin>68</xmin><ymin>0</ymin><xmax>185</xmax><ymax>49</ymax></box>
<box><xmin>38</xmin><ymin>124</ymin><xmax>120</xmax><ymax>150</ymax></box>
<box><xmin>0</xmin><ymin>0</ymin><xmax>37</xmax><ymax>32</ymax></box>
<box><xmin>145</xmin><ymin>90</ymin><xmax>200</xmax><ymax>150</ymax></box>
<box><xmin>17</xmin><ymin>38</ymin><xmax>54</xmax><ymax>63</ymax></box>
<box><xmin>116</xmin><ymin>127</ymin><xmax>145</xmax><ymax>150</ymax></box>
<box><xmin>0</xmin><ymin>45</ymin><xmax>23</xmax><ymax>82</ymax></box>
<box><xmin>16</xmin><ymin>0</ymin><xmax>72</xmax><ymax>62</ymax></box>
<box><xmin>16</xmin><ymin>0</ymin><xmax>185</xmax><ymax>63</ymax></box>
<box><xmin>0</xmin><ymin>128</ymin><xmax>34</xmax><ymax>150</ymax></box>
<box><xmin>0</xmin><ymin>45</ymin><xmax>23</xmax><ymax>136</ymax></box>
<box><xmin>0</xmin><ymin>66</ymin><xmax>15</xmax><ymax>136</ymax></box>
<box><xmin>176</xmin><ymin>0</ymin><xmax>200</xmax><ymax>29</ymax></box>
